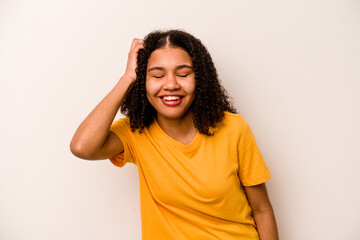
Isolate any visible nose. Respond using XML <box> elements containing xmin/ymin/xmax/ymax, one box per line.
<box><xmin>163</xmin><ymin>73</ymin><xmax>180</xmax><ymax>90</ymax></box>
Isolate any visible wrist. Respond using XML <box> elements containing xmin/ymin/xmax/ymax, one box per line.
<box><xmin>121</xmin><ymin>73</ymin><xmax>136</xmax><ymax>84</ymax></box>
<box><xmin>119</xmin><ymin>74</ymin><xmax>135</xmax><ymax>87</ymax></box>
<box><xmin>114</xmin><ymin>75</ymin><xmax>136</xmax><ymax>96</ymax></box>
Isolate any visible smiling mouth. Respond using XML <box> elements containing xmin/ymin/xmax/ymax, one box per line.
<box><xmin>160</xmin><ymin>95</ymin><xmax>183</xmax><ymax>106</ymax></box>
<box><xmin>161</xmin><ymin>96</ymin><xmax>182</xmax><ymax>101</ymax></box>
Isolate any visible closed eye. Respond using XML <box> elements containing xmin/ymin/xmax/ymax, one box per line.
<box><xmin>178</xmin><ymin>74</ymin><xmax>189</xmax><ymax>78</ymax></box>
<box><xmin>153</xmin><ymin>75</ymin><xmax>164</xmax><ymax>79</ymax></box>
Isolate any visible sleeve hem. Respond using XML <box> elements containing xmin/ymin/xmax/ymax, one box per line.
<box><xmin>109</xmin><ymin>153</ymin><xmax>126</xmax><ymax>167</ymax></box>
<box><xmin>241</xmin><ymin>171</ymin><xmax>271</xmax><ymax>186</ymax></box>
<box><xmin>108</xmin><ymin>128</ymin><xmax>135</xmax><ymax>167</ymax></box>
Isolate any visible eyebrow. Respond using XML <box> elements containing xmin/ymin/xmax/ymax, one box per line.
<box><xmin>147</xmin><ymin>64</ymin><xmax>193</xmax><ymax>72</ymax></box>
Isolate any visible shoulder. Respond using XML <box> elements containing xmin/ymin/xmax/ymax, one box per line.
<box><xmin>222</xmin><ymin>111</ymin><xmax>248</xmax><ymax>127</ymax></box>
<box><xmin>111</xmin><ymin>117</ymin><xmax>134</xmax><ymax>129</ymax></box>
<box><xmin>111</xmin><ymin>117</ymin><xmax>154</xmax><ymax>137</ymax></box>
<box><xmin>210</xmin><ymin>111</ymin><xmax>247</xmax><ymax>136</ymax></box>
<box><xmin>112</xmin><ymin>117</ymin><xmax>130</xmax><ymax>125</ymax></box>
<box><xmin>110</xmin><ymin>117</ymin><xmax>132</xmax><ymax>135</ymax></box>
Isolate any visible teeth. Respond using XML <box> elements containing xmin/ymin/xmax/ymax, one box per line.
<box><xmin>163</xmin><ymin>96</ymin><xmax>180</xmax><ymax>101</ymax></box>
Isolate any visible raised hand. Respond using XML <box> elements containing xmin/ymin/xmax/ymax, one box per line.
<box><xmin>70</xmin><ymin>38</ymin><xmax>145</xmax><ymax>160</ymax></box>
<box><xmin>124</xmin><ymin>38</ymin><xmax>145</xmax><ymax>83</ymax></box>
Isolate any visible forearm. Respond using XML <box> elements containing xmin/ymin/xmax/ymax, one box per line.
<box><xmin>70</xmin><ymin>75</ymin><xmax>132</xmax><ymax>158</ymax></box>
<box><xmin>253</xmin><ymin>208</ymin><xmax>279</xmax><ymax>240</ymax></box>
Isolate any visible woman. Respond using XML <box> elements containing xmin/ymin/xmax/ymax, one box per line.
<box><xmin>70</xmin><ymin>30</ymin><xmax>278</xmax><ymax>239</ymax></box>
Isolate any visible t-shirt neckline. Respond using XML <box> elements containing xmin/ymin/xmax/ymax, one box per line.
<box><xmin>152</xmin><ymin>119</ymin><xmax>202</xmax><ymax>152</ymax></box>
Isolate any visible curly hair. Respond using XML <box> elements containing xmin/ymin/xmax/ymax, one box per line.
<box><xmin>120</xmin><ymin>29</ymin><xmax>236</xmax><ymax>135</ymax></box>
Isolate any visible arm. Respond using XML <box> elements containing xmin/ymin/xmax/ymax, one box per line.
<box><xmin>70</xmin><ymin>38</ymin><xmax>144</xmax><ymax>160</ymax></box>
<box><xmin>244</xmin><ymin>183</ymin><xmax>279</xmax><ymax>240</ymax></box>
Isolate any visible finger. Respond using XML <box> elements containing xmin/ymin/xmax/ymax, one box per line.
<box><xmin>135</xmin><ymin>42</ymin><xmax>145</xmax><ymax>50</ymax></box>
<box><xmin>130</xmin><ymin>38</ymin><xmax>144</xmax><ymax>50</ymax></box>
<box><xmin>131</xmin><ymin>42</ymin><xmax>145</xmax><ymax>54</ymax></box>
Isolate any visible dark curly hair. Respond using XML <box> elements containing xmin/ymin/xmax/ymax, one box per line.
<box><xmin>120</xmin><ymin>29</ymin><xmax>236</xmax><ymax>135</ymax></box>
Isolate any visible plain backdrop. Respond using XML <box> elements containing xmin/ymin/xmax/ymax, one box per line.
<box><xmin>1</xmin><ymin>0</ymin><xmax>359</xmax><ymax>239</ymax></box>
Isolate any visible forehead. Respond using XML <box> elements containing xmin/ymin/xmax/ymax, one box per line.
<box><xmin>147</xmin><ymin>47</ymin><xmax>193</xmax><ymax>69</ymax></box>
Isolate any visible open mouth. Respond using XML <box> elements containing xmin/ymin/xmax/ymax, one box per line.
<box><xmin>160</xmin><ymin>95</ymin><xmax>183</xmax><ymax>105</ymax></box>
<box><xmin>161</xmin><ymin>96</ymin><xmax>181</xmax><ymax>101</ymax></box>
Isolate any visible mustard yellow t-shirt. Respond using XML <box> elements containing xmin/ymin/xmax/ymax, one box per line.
<box><xmin>109</xmin><ymin>112</ymin><xmax>271</xmax><ymax>240</ymax></box>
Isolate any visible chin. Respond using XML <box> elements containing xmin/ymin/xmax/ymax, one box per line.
<box><xmin>156</xmin><ymin>108</ymin><xmax>193</xmax><ymax>121</ymax></box>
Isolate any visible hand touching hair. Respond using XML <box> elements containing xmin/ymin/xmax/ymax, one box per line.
<box><xmin>120</xmin><ymin>29</ymin><xmax>236</xmax><ymax>135</ymax></box>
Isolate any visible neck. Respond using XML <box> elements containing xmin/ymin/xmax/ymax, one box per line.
<box><xmin>156</xmin><ymin>111</ymin><xmax>197</xmax><ymax>145</ymax></box>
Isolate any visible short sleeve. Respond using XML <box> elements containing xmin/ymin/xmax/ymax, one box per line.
<box><xmin>238</xmin><ymin>118</ymin><xmax>271</xmax><ymax>186</ymax></box>
<box><xmin>108</xmin><ymin>118</ymin><xmax>136</xmax><ymax>167</ymax></box>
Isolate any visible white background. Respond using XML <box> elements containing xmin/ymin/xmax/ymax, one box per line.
<box><xmin>1</xmin><ymin>0</ymin><xmax>359</xmax><ymax>239</ymax></box>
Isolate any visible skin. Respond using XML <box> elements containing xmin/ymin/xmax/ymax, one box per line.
<box><xmin>245</xmin><ymin>184</ymin><xmax>279</xmax><ymax>240</ymax></box>
<box><xmin>70</xmin><ymin>38</ymin><xmax>145</xmax><ymax>159</ymax></box>
<box><xmin>70</xmin><ymin>38</ymin><xmax>278</xmax><ymax>239</ymax></box>
<box><xmin>146</xmin><ymin>47</ymin><xmax>197</xmax><ymax>145</ymax></box>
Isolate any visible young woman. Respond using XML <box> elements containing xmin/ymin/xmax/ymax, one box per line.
<box><xmin>70</xmin><ymin>30</ymin><xmax>278</xmax><ymax>240</ymax></box>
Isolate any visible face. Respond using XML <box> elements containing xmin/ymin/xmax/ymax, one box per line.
<box><xmin>146</xmin><ymin>47</ymin><xmax>196</xmax><ymax>122</ymax></box>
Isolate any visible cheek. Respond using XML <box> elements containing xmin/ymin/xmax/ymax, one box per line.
<box><xmin>145</xmin><ymin>79</ymin><xmax>158</xmax><ymax>98</ymax></box>
<box><xmin>188</xmin><ymin>78</ymin><xmax>196</xmax><ymax>94</ymax></box>
<box><xmin>145</xmin><ymin>78</ymin><xmax>153</xmax><ymax>93</ymax></box>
